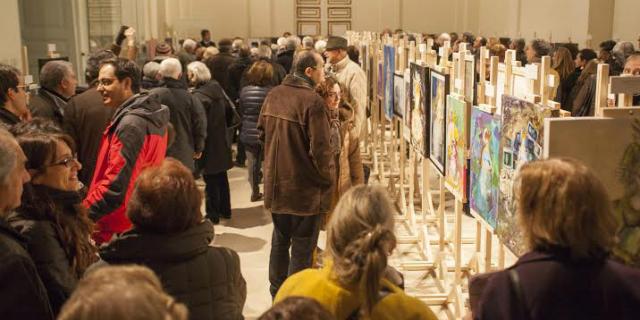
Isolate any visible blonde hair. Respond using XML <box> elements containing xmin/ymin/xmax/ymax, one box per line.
<box><xmin>326</xmin><ymin>185</ymin><xmax>397</xmax><ymax>316</ymax></box>
<box><xmin>553</xmin><ymin>47</ymin><xmax>575</xmax><ymax>81</ymax></box>
<box><xmin>203</xmin><ymin>46</ymin><xmax>219</xmax><ymax>60</ymax></box>
<box><xmin>516</xmin><ymin>158</ymin><xmax>618</xmax><ymax>259</ymax></box>
<box><xmin>58</xmin><ymin>265</ymin><xmax>188</xmax><ymax>320</ymax></box>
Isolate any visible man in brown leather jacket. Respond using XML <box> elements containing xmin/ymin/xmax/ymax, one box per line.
<box><xmin>258</xmin><ymin>50</ymin><xmax>334</xmax><ymax>298</ymax></box>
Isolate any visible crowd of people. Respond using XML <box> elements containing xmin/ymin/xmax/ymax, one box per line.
<box><xmin>0</xmin><ymin>24</ymin><xmax>639</xmax><ymax>320</ymax></box>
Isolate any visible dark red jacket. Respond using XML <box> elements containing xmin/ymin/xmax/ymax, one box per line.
<box><xmin>475</xmin><ymin>248</ymin><xmax>640</xmax><ymax>320</ymax></box>
<box><xmin>83</xmin><ymin>93</ymin><xmax>170</xmax><ymax>244</ymax></box>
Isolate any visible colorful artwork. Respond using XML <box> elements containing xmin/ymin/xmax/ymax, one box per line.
<box><xmin>445</xmin><ymin>95</ymin><xmax>468</xmax><ymax>199</ymax></box>
<box><xmin>393</xmin><ymin>73</ymin><xmax>404</xmax><ymax>117</ymax></box>
<box><xmin>496</xmin><ymin>95</ymin><xmax>554</xmax><ymax>256</ymax></box>
<box><xmin>470</xmin><ymin>108</ymin><xmax>501</xmax><ymax>229</ymax></box>
<box><xmin>429</xmin><ymin>69</ymin><xmax>449</xmax><ymax>174</ymax></box>
<box><xmin>409</xmin><ymin>63</ymin><xmax>428</xmax><ymax>156</ymax></box>
<box><xmin>383</xmin><ymin>45</ymin><xmax>395</xmax><ymax>119</ymax></box>
<box><xmin>544</xmin><ymin>110</ymin><xmax>640</xmax><ymax>267</ymax></box>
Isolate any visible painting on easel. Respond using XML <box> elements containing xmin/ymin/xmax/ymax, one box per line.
<box><xmin>383</xmin><ymin>45</ymin><xmax>395</xmax><ymax>119</ymax></box>
<box><xmin>393</xmin><ymin>73</ymin><xmax>404</xmax><ymax>118</ymax></box>
<box><xmin>464</xmin><ymin>58</ymin><xmax>475</xmax><ymax>104</ymax></box>
<box><xmin>470</xmin><ymin>107</ymin><xmax>501</xmax><ymax>229</ymax></box>
<box><xmin>497</xmin><ymin>95</ymin><xmax>555</xmax><ymax>256</ymax></box>
<box><xmin>544</xmin><ymin>110</ymin><xmax>640</xmax><ymax>267</ymax></box>
<box><xmin>429</xmin><ymin>69</ymin><xmax>449</xmax><ymax>175</ymax></box>
<box><xmin>409</xmin><ymin>62</ymin><xmax>428</xmax><ymax>156</ymax></box>
<box><xmin>445</xmin><ymin>94</ymin><xmax>468</xmax><ymax>199</ymax></box>
<box><xmin>403</xmin><ymin>68</ymin><xmax>411</xmax><ymax>140</ymax></box>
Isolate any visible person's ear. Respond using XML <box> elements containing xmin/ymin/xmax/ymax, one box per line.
<box><xmin>123</xmin><ymin>77</ymin><xmax>133</xmax><ymax>92</ymax></box>
<box><xmin>304</xmin><ymin>67</ymin><xmax>313</xmax><ymax>78</ymax></box>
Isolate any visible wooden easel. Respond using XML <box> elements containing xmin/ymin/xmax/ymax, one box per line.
<box><xmin>594</xmin><ymin>63</ymin><xmax>640</xmax><ymax>116</ymax></box>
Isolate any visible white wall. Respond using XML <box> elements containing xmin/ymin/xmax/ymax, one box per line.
<box><xmin>612</xmin><ymin>0</ymin><xmax>640</xmax><ymax>43</ymax></box>
<box><xmin>0</xmin><ymin>0</ymin><xmax>23</xmax><ymax>69</ymax></box>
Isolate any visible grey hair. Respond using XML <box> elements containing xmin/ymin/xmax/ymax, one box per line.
<box><xmin>0</xmin><ymin>128</ymin><xmax>17</xmax><ymax>186</ymax></box>
<box><xmin>39</xmin><ymin>60</ymin><xmax>73</xmax><ymax>91</ymax></box>
<box><xmin>142</xmin><ymin>61</ymin><xmax>161</xmax><ymax>79</ymax></box>
<box><xmin>187</xmin><ymin>61</ymin><xmax>211</xmax><ymax>85</ymax></box>
<box><xmin>613</xmin><ymin>41</ymin><xmax>636</xmax><ymax>59</ymax></box>
<box><xmin>286</xmin><ymin>36</ymin><xmax>300</xmax><ymax>51</ymax></box>
<box><xmin>159</xmin><ymin>58</ymin><xmax>182</xmax><ymax>80</ymax></box>
<box><xmin>302</xmin><ymin>36</ymin><xmax>314</xmax><ymax>48</ymax></box>
<box><xmin>203</xmin><ymin>47</ymin><xmax>219</xmax><ymax>60</ymax></box>
<box><xmin>232</xmin><ymin>39</ymin><xmax>244</xmax><ymax>51</ymax></box>
<box><xmin>258</xmin><ymin>45</ymin><xmax>273</xmax><ymax>59</ymax></box>
<box><xmin>182</xmin><ymin>39</ymin><xmax>197</xmax><ymax>51</ymax></box>
<box><xmin>314</xmin><ymin>40</ymin><xmax>327</xmax><ymax>53</ymax></box>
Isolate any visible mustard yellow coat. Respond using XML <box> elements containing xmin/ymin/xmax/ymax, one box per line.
<box><xmin>274</xmin><ymin>263</ymin><xmax>437</xmax><ymax>320</ymax></box>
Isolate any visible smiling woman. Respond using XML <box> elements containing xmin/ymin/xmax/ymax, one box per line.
<box><xmin>8</xmin><ymin>132</ymin><xmax>96</xmax><ymax>316</ymax></box>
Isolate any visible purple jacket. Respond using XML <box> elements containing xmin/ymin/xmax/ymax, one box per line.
<box><xmin>475</xmin><ymin>248</ymin><xmax>640</xmax><ymax>320</ymax></box>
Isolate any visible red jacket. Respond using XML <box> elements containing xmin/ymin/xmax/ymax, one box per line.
<box><xmin>83</xmin><ymin>93</ymin><xmax>170</xmax><ymax>244</ymax></box>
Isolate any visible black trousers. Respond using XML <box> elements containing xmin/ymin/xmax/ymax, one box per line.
<box><xmin>246</xmin><ymin>146</ymin><xmax>262</xmax><ymax>194</ymax></box>
<box><xmin>269</xmin><ymin>212</ymin><xmax>322</xmax><ymax>298</ymax></box>
<box><xmin>203</xmin><ymin>171</ymin><xmax>232</xmax><ymax>221</ymax></box>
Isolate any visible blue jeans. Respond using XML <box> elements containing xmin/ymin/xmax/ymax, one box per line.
<box><xmin>268</xmin><ymin>212</ymin><xmax>322</xmax><ymax>298</ymax></box>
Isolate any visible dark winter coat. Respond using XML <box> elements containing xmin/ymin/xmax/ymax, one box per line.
<box><xmin>204</xmin><ymin>52</ymin><xmax>237</xmax><ymax>98</ymax></box>
<box><xmin>228</xmin><ymin>56</ymin><xmax>253</xmax><ymax>101</ymax></box>
<box><xmin>0</xmin><ymin>216</ymin><xmax>53</xmax><ymax>319</ymax></box>
<box><xmin>9</xmin><ymin>185</ymin><xmax>88</xmax><ymax>315</ymax></box>
<box><xmin>29</xmin><ymin>87</ymin><xmax>68</xmax><ymax>127</ymax></box>
<box><xmin>97</xmin><ymin>220</ymin><xmax>246</xmax><ymax>320</ymax></box>
<box><xmin>83</xmin><ymin>92</ymin><xmax>170</xmax><ymax>244</ymax></box>
<box><xmin>276</xmin><ymin>50</ymin><xmax>295</xmax><ymax>74</ymax></box>
<box><xmin>192</xmin><ymin>80</ymin><xmax>234</xmax><ymax>175</ymax></box>
<box><xmin>258</xmin><ymin>74</ymin><xmax>335</xmax><ymax>216</ymax></box>
<box><xmin>151</xmin><ymin>78</ymin><xmax>207</xmax><ymax>172</ymax></box>
<box><xmin>475</xmin><ymin>248</ymin><xmax>640</xmax><ymax>320</ymax></box>
<box><xmin>63</xmin><ymin>87</ymin><xmax>115</xmax><ymax>186</ymax></box>
<box><xmin>239</xmin><ymin>85</ymin><xmax>271</xmax><ymax>147</ymax></box>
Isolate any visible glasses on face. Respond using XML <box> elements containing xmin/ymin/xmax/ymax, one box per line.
<box><xmin>97</xmin><ymin>78</ymin><xmax>116</xmax><ymax>87</ymax></box>
<box><xmin>51</xmin><ymin>155</ymin><xmax>79</xmax><ymax>168</ymax></box>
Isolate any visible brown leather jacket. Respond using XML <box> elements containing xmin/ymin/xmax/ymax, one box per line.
<box><xmin>258</xmin><ymin>74</ymin><xmax>335</xmax><ymax>216</ymax></box>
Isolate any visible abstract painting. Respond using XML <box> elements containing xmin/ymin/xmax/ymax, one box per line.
<box><xmin>409</xmin><ymin>63</ymin><xmax>428</xmax><ymax>156</ymax></box>
<box><xmin>470</xmin><ymin>107</ymin><xmax>501</xmax><ymax>229</ymax></box>
<box><xmin>496</xmin><ymin>95</ymin><xmax>554</xmax><ymax>256</ymax></box>
<box><xmin>544</xmin><ymin>110</ymin><xmax>640</xmax><ymax>267</ymax></box>
<box><xmin>429</xmin><ymin>69</ymin><xmax>449</xmax><ymax>175</ymax></box>
<box><xmin>393</xmin><ymin>73</ymin><xmax>404</xmax><ymax>118</ymax></box>
<box><xmin>445</xmin><ymin>94</ymin><xmax>468</xmax><ymax>199</ymax></box>
<box><xmin>383</xmin><ymin>45</ymin><xmax>395</xmax><ymax>119</ymax></box>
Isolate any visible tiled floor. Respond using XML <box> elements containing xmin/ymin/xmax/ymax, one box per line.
<box><xmin>210</xmin><ymin>165</ymin><xmax>515</xmax><ymax>319</ymax></box>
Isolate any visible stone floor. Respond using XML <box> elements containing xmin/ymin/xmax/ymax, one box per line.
<box><xmin>209</xmin><ymin>165</ymin><xmax>515</xmax><ymax>319</ymax></box>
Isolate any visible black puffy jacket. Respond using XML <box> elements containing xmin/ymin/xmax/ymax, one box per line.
<box><xmin>97</xmin><ymin>219</ymin><xmax>246</xmax><ymax>320</ymax></box>
<box><xmin>239</xmin><ymin>85</ymin><xmax>271</xmax><ymax>147</ymax></box>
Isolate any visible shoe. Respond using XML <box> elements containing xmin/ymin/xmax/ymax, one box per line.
<box><xmin>221</xmin><ymin>214</ymin><xmax>232</xmax><ymax>220</ymax></box>
<box><xmin>251</xmin><ymin>193</ymin><xmax>263</xmax><ymax>202</ymax></box>
<box><xmin>234</xmin><ymin>161</ymin><xmax>246</xmax><ymax>168</ymax></box>
<box><xmin>210</xmin><ymin>216</ymin><xmax>220</xmax><ymax>224</ymax></box>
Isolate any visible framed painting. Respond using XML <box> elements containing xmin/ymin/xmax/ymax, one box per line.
<box><xmin>403</xmin><ymin>68</ymin><xmax>411</xmax><ymax>141</ymax></box>
<box><xmin>429</xmin><ymin>68</ymin><xmax>449</xmax><ymax>174</ymax></box>
<box><xmin>464</xmin><ymin>57</ymin><xmax>475</xmax><ymax>104</ymax></box>
<box><xmin>445</xmin><ymin>94</ymin><xmax>469</xmax><ymax>199</ymax></box>
<box><xmin>469</xmin><ymin>107</ymin><xmax>501</xmax><ymax>230</ymax></box>
<box><xmin>544</xmin><ymin>109</ymin><xmax>640</xmax><ymax>267</ymax></box>
<box><xmin>496</xmin><ymin>95</ymin><xmax>555</xmax><ymax>256</ymax></box>
<box><xmin>409</xmin><ymin>62</ymin><xmax>428</xmax><ymax>156</ymax></box>
<box><xmin>393</xmin><ymin>72</ymin><xmax>404</xmax><ymax>118</ymax></box>
<box><xmin>377</xmin><ymin>60</ymin><xmax>383</xmax><ymax>101</ymax></box>
<box><xmin>383</xmin><ymin>45</ymin><xmax>395</xmax><ymax>120</ymax></box>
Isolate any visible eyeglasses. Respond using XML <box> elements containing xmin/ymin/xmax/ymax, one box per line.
<box><xmin>51</xmin><ymin>155</ymin><xmax>79</xmax><ymax>168</ymax></box>
<box><xmin>97</xmin><ymin>78</ymin><xmax>116</xmax><ymax>87</ymax></box>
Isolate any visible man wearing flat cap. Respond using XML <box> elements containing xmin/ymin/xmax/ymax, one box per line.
<box><xmin>324</xmin><ymin>36</ymin><xmax>367</xmax><ymax>139</ymax></box>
